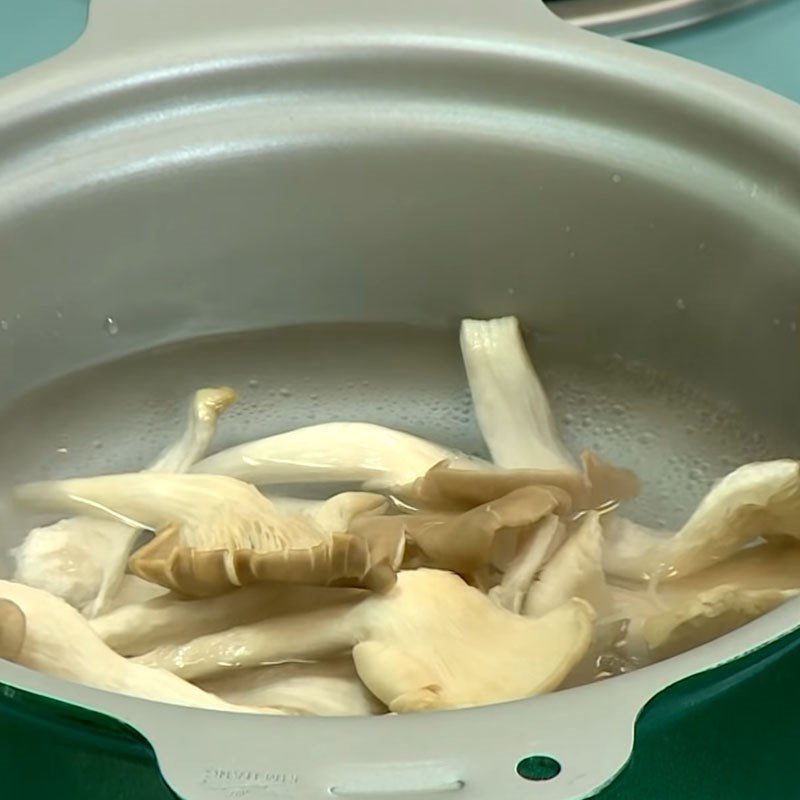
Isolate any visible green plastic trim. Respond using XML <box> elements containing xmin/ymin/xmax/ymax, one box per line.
<box><xmin>2</xmin><ymin>627</ymin><xmax>800</xmax><ymax>799</ymax></box>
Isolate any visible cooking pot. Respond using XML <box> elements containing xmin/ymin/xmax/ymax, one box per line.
<box><xmin>0</xmin><ymin>1</ymin><xmax>799</xmax><ymax>798</ymax></box>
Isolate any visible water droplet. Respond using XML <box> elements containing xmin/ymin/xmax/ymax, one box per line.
<box><xmin>688</xmin><ymin>468</ymin><xmax>704</xmax><ymax>481</ymax></box>
<box><xmin>15</xmin><ymin>313</ymin><xmax>22</xmax><ymax>320</ymax></box>
<box><xmin>104</xmin><ymin>316</ymin><xmax>119</xmax><ymax>335</ymax></box>
<box><xmin>93</xmin><ymin>440</ymin><xmax>103</xmax><ymax>449</ymax></box>
<box><xmin>309</xmin><ymin>394</ymin><xmax>318</xmax><ymax>401</ymax></box>
<box><xmin>507</xmin><ymin>287</ymin><xmax>515</xmax><ymax>296</ymax></box>
<box><xmin>791</xmin><ymin>322</ymin><xmax>798</xmax><ymax>333</ymax></box>
<box><xmin>56</xmin><ymin>447</ymin><xmax>68</xmax><ymax>455</ymax></box>
<box><xmin>0</xmin><ymin>320</ymin><xmax>8</xmax><ymax>331</ymax></box>
<box><xmin>611</xmin><ymin>173</ymin><xmax>622</xmax><ymax>184</ymax></box>
<box><xmin>612</xmin><ymin>403</ymin><xmax>626</xmax><ymax>415</ymax></box>
<box><xmin>697</xmin><ymin>242</ymin><xmax>706</xmax><ymax>251</ymax></box>
<box><xmin>638</xmin><ymin>432</ymin><xmax>654</xmax><ymax>444</ymax></box>
<box><xmin>55</xmin><ymin>309</ymin><xmax>64</xmax><ymax>319</ymax></box>
<box><xmin>248</xmin><ymin>378</ymin><xmax>259</xmax><ymax>388</ymax></box>
<box><xmin>564</xmin><ymin>225</ymin><xmax>572</xmax><ymax>233</ymax></box>
<box><xmin>773</xmin><ymin>318</ymin><xmax>781</xmax><ymax>327</ymax></box>
<box><xmin>568</xmin><ymin>251</ymin><xmax>576</xmax><ymax>259</ymax></box>
<box><xmin>279</xmin><ymin>387</ymin><xmax>291</xmax><ymax>397</ymax></box>
<box><xmin>676</xmin><ymin>298</ymin><xmax>686</xmax><ymax>311</ymax></box>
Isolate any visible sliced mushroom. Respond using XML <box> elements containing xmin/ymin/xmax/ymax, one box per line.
<box><xmin>16</xmin><ymin>474</ymin><xmax>400</xmax><ymax>597</ymax></box>
<box><xmin>0</xmin><ymin>581</ymin><xmax>283</xmax><ymax>713</ymax></box>
<box><xmin>134</xmin><ymin>568</ymin><xmax>595</xmax><ymax>712</ymax></box>
<box><xmin>196</xmin><ymin>657</ymin><xmax>387</xmax><ymax>716</ymax></box>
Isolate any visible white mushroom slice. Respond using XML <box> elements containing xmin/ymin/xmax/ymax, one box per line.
<box><xmin>92</xmin><ymin>584</ymin><xmax>362</xmax><ymax>657</ymax></box>
<box><xmin>192</xmin><ymin>422</ymin><xmax>483</xmax><ymax>489</ymax></box>
<box><xmin>489</xmin><ymin>515</ymin><xmax>566</xmax><ymax>613</ymax></box>
<box><xmin>196</xmin><ymin>657</ymin><xmax>387</xmax><ymax>716</ymax></box>
<box><xmin>602</xmin><ymin>460</ymin><xmax>800</xmax><ymax>581</ymax></box>
<box><xmin>460</xmin><ymin>316</ymin><xmax>576</xmax><ymax>471</ymax></box>
<box><xmin>135</xmin><ymin>569</ymin><xmax>595</xmax><ymax>712</ymax></box>
<box><xmin>524</xmin><ymin>512</ymin><xmax>613</xmax><ymax>618</ymax></box>
<box><xmin>16</xmin><ymin>474</ymin><xmax>397</xmax><ymax>596</ymax></box>
<box><xmin>11</xmin><ymin>387</ymin><xmax>236</xmax><ymax>617</ymax></box>
<box><xmin>0</xmin><ymin>581</ymin><xmax>282</xmax><ymax>714</ymax></box>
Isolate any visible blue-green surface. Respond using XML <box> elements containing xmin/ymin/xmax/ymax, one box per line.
<box><xmin>639</xmin><ymin>0</ymin><xmax>800</xmax><ymax>104</ymax></box>
<box><xmin>0</xmin><ymin>0</ymin><xmax>87</xmax><ymax>77</ymax></box>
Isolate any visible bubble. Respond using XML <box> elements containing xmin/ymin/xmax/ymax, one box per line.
<box><xmin>676</xmin><ymin>298</ymin><xmax>686</xmax><ymax>311</ymax></box>
<box><xmin>248</xmin><ymin>379</ymin><xmax>259</xmax><ymax>388</ymax></box>
<box><xmin>279</xmin><ymin>388</ymin><xmax>291</xmax><ymax>397</ymax></box>
<box><xmin>104</xmin><ymin>316</ymin><xmax>119</xmax><ymax>335</ymax></box>
<box><xmin>611</xmin><ymin>173</ymin><xmax>622</xmax><ymax>184</ymax></box>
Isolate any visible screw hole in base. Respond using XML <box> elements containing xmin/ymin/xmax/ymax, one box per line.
<box><xmin>516</xmin><ymin>755</ymin><xmax>561</xmax><ymax>782</ymax></box>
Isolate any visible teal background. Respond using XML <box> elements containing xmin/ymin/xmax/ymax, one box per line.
<box><xmin>1</xmin><ymin>0</ymin><xmax>799</xmax><ymax>103</ymax></box>
<box><xmin>1</xmin><ymin>1</ymin><xmax>799</xmax><ymax>798</ymax></box>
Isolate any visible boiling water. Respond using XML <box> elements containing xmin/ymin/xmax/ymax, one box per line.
<box><xmin>0</xmin><ymin>322</ymin><xmax>794</xmax><ymax>576</ymax></box>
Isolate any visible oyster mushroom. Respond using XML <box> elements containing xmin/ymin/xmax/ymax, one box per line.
<box><xmin>134</xmin><ymin>568</ymin><xmax>595</xmax><ymax>712</ymax></box>
<box><xmin>196</xmin><ymin>657</ymin><xmax>387</xmax><ymax>716</ymax></box>
<box><xmin>92</xmin><ymin>583</ymin><xmax>363</xmax><ymax>657</ymax></box>
<box><xmin>0</xmin><ymin>581</ymin><xmax>282</xmax><ymax>714</ymax></box>
<box><xmin>460</xmin><ymin>316</ymin><xmax>575</xmax><ymax>471</ymax></box>
<box><xmin>11</xmin><ymin>387</ymin><xmax>236</xmax><ymax>617</ymax></box>
<box><xmin>524</xmin><ymin>512</ymin><xmax>612</xmax><ymax>618</ymax></box>
<box><xmin>488</xmin><ymin>515</ymin><xmax>566</xmax><ymax>613</ymax></box>
<box><xmin>602</xmin><ymin>460</ymin><xmax>800</xmax><ymax>582</ymax></box>
<box><xmin>399</xmin><ymin>454</ymin><xmax>638</xmax><ymax>515</ymax></box>
<box><xmin>192</xmin><ymin>422</ymin><xmax>484</xmax><ymax>489</ymax></box>
<box><xmin>355</xmin><ymin>485</ymin><xmax>569</xmax><ymax>576</ymax></box>
<box><xmin>16</xmin><ymin>474</ymin><xmax>399</xmax><ymax>596</ymax></box>
<box><xmin>458</xmin><ymin>317</ymin><xmax>638</xmax><ymax>509</ymax></box>
<box><xmin>616</xmin><ymin>540</ymin><xmax>800</xmax><ymax>663</ymax></box>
